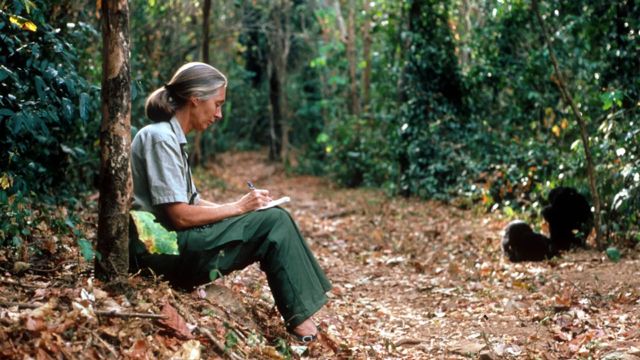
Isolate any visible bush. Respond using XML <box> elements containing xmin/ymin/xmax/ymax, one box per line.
<box><xmin>0</xmin><ymin>3</ymin><xmax>100</xmax><ymax>243</ymax></box>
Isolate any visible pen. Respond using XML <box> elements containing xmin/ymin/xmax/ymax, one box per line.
<box><xmin>247</xmin><ymin>180</ymin><xmax>256</xmax><ymax>190</ymax></box>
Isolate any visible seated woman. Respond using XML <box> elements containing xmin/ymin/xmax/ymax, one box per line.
<box><xmin>129</xmin><ymin>62</ymin><xmax>331</xmax><ymax>343</ymax></box>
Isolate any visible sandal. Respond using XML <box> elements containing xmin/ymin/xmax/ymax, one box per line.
<box><xmin>286</xmin><ymin>324</ymin><xmax>319</xmax><ymax>344</ymax></box>
<box><xmin>289</xmin><ymin>332</ymin><xmax>318</xmax><ymax>344</ymax></box>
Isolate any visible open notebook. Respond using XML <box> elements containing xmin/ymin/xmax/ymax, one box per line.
<box><xmin>257</xmin><ymin>196</ymin><xmax>290</xmax><ymax>211</ymax></box>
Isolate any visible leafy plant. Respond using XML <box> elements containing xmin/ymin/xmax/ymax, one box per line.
<box><xmin>0</xmin><ymin>2</ymin><xmax>100</xmax><ymax>246</ymax></box>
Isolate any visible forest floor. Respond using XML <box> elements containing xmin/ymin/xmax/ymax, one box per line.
<box><xmin>1</xmin><ymin>150</ymin><xmax>640</xmax><ymax>359</ymax></box>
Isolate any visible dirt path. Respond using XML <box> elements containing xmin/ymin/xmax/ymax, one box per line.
<box><xmin>199</xmin><ymin>151</ymin><xmax>640</xmax><ymax>359</ymax></box>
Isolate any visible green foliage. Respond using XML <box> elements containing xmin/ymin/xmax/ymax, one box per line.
<box><xmin>0</xmin><ymin>2</ymin><xmax>100</xmax><ymax>242</ymax></box>
<box><xmin>605</xmin><ymin>247</ymin><xmax>621</xmax><ymax>263</ymax></box>
<box><xmin>461</xmin><ymin>0</ymin><xmax>640</xmax><ymax>242</ymax></box>
<box><xmin>77</xmin><ymin>238</ymin><xmax>95</xmax><ymax>261</ymax></box>
<box><xmin>224</xmin><ymin>328</ymin><xmax>239</xmax><ymax>350</ymax></box>
<box><xmin>2</xmin><ymin>0</ymin><xmax>638</xmax><ymax>249</ymax></box>
<box><xmin>130</xmin><ymin>210</ymin><xmax>179</xmax><ymax>255</ymax></box>
<box><xmin>319</xmin><ymin>115</ymin><xmax>395</xmax><ymax>190</ymax></box>
<box><xmin>392</xmin><ymin>0</ymin><xmax>469</xmax><ymax>199</ymax></box>
<box><xmin>0</xmin><ymin>191</ymin><xmax>33</xmax><ymax>247</ymax></box>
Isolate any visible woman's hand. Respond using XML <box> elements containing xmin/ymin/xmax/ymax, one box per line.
<box><xmin>234</xmin><ymin>189</ymin><xmax>272</xmax><ymax>213</ymax></box>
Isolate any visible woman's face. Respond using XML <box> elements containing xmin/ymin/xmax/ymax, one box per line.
<box><xmin>192</xmin><ymin>87</ymin><xmax>226</xmax><ymax>132</ymax></box>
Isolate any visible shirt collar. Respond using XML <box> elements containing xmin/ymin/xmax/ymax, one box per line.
<box><xmin>169</xmin><ymin>116</ymin><xmax>187</xmax><ymax>145</ymax></box>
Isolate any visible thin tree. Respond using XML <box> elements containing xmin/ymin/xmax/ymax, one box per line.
<box><xmin>532</xmin><ymin>0</ymin><xmax>603</xmax><ymax>249</ymax></box>
<box><xmin>345</xmin><ymin>0</ymin><xmax>360</xmax><ymax>115</ymax></box>
<box><xmin>96</xmin><ymin>0</ymin><xmax>132</xmax><ymax>280</ymax></box>
<box><xmin>361</xmin><ymin>0</ymin><xmax>372</xmax><ymax>112</ymax></box>
<box><xmin>266</xmin><ymin>0</ymin><xmax>292</xmax><ymax>162</ymax></box>
<box><xmin>192</xmin><ymin>0</ymin><xmax>213</xmax><ymax>167</ymax></box>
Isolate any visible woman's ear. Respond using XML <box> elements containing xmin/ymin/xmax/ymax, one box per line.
<box><xmin>190</xmin><ymin>97</ymin><xmax>199</xmax><ymax>107</ymax></box>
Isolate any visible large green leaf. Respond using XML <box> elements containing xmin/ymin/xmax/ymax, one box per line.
<box><xmin>130</xmin><ymin>210</ymin><xmax>179</xmax><ymax>255</ymax></box>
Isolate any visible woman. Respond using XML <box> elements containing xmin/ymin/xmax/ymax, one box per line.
<box><xmin>129</xmin><ymin>62</ymin><xmax>331</xmax><ymax>342</ymax></box>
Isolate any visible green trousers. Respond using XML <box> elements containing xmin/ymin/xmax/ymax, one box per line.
<box><xmin>130</xmin><ymin>207</ymin><xmax>332</xmax><ymax>329</ymax></box>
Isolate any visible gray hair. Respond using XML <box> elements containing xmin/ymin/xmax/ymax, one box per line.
<box><xmin>145</xmin><ymin>62</ymin><xmax>227</xmax><ymax>122</ymax></box>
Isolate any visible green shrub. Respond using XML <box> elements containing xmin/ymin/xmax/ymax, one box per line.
<box><xmin>0</xmin><ymin>3</ymin><xmax>100</xmax><ymax>242</ymax></box>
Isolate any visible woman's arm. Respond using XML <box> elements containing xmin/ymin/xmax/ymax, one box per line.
<box><xmin>197</xmin><ymin>198</ymin><xmax>221</xmax><ymax>207</ymax></box>
<box><xmin>160</xmin><ymin>189</ymin><xmax>272</xmax><ymax>230</ymax></box>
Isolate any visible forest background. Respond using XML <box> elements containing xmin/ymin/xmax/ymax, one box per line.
<box><xmin>1</xmin><ymin>0</ymin><xmax>639</xmax><ymax>264</ymax></box>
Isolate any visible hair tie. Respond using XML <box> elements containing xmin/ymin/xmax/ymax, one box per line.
<box><xmin>163</xmin><ymin>83</ymin><xmax>176</xmax><ymax>100</ymax></box>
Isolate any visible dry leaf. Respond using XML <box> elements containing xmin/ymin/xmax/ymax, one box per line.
<box><xmin>170</xmin><ymin>339</ymin><xmax>201</xmax><ymax>360</ymax></box>
<box><xmin>160</xmin><ymin>303</ymin><xmax>194</xmax><ymax>339</ymax></box>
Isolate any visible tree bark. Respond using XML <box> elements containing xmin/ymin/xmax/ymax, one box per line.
<box><xmin>266</xmin><ymin>0</ymin><xmax>292</xmax><ymax>162</ymax></box>
<box><xmin>332</xmin><ymin>0</ymin><xmax>347</xmax><ymax>41</ymax></box>
<box><xmin>346</xmin><ymin>0</ymin><xmax>360</xmax><ymax>115</ymax></box>
<box><xmin>192</xmin><ymin>0</ymin><xmax>213</xmax><ymax>167</ymax></box>
<box><xmin>532</xmin><ymin>0</ymin><xmax>603</xmax><ymax>249</ymax></box>
<box><xmin>361</xmin><ymin>0</ymin><xmax>371</xmax><ymax>112</ymax></box>
<box><xmin>396</xmin><ymin>0</ymin><xmax>415</xmax><ymax>104</ymax></box>
<box><xmin>97</xmin><ymin>0</ymin><xmax>132</xmax><ymax>280</ymax></box>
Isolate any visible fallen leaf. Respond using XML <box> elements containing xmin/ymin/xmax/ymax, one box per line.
<box><xmin>448</xmin><ymin>340</ymin><xmax>486</xmax><ymax>355</ymax></box>
<box><xmin>25</xmin><ymin>316</ymin><xmax>46</xmax><ymax>332</ymax></box>
<box><xmin>170</xmin><ymin>339</ymin><xmax>201</xmax><ymax>360</ymax></box>
<box><xmin>127</xmin><ymin>339</ymin><xmax>150</xmax><ymax>359</ymax></box>
<box><xmin>160</xmin><ymin>303</ymin><xmax>194</xmax><ymax>339</ymax></box>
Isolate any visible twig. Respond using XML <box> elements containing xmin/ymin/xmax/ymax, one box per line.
<box><xmin>91</xmin><ymin>330</ymin><xmax>119</xmax><ymax>359</ymax></box>
<box><xmin>394</xmin><ymin>337</ymin><xmax>427</xmax><ymax>347</ymax></box>
<box><xmin>323</xmin><ymin>209</ymin><xmax>357</xmax><ymax>219</ymax></box>
<box><xmin>0</xmin><ymin>278</ymin><xmax>46</xmax><ymax>289</ymax></box>
<box><xmin>0</xmin><ymin>301</ymin><xmax>41</xmax><ymax>309</ymax></box>
<box><xmin>196</xmin><ymin>326</ymin><xmax>244</xmax><ymax>360</ymax></box>
<box><xmin>95</xmin><ymin>310</ymin><xmax>167</xmax><ymax>319</ymax></box>
<box><xmin>0</xmin><ymin>301</ymin><xmax>167</xmax><ymax>319</ymax></box>
<box><xmin>171</xmin><ymin>297</ymin><xmax>243</xmax><ymax>360</ymax></box>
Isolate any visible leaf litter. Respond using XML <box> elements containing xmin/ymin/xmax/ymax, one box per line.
<box><xmin>0</xmin><ymin>150</ymin><xmax>639</xmax><ymax>359</ymax></box>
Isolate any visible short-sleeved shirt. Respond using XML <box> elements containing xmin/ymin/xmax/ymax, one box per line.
<box><xmin>131</xmin><ymin>116</ymin><xmax>199</xmax><ymax>221</ymax></box>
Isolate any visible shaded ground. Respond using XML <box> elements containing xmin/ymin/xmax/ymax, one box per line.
<box><xmin>1</xmin><ymin>150</ymin><xmax>639</xmax><ymax>359</ymax></box>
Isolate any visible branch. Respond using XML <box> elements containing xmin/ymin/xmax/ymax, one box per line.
<box><xmin>531</xmin><ymin>0</ymin><xmax>603</xmax><ymax>249</ymax></box>
<box><xmin>95</xmin><ymin>310</ymin><xmax>167</xmax><ymax>319</ymax></box>
<box><xmin>0</xmin><ymin>278</ymin><xmax>46</xmax><ymax>289</ymax></box>
<box><xmin>0</xmin><ymin>301</ymin><xmax>167</xmax><ymax>319</ymax></box>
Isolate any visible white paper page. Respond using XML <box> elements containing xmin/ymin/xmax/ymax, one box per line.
<box><xmin>257</xmin><ymin>196</ymin><xmax>290</xmax><ymax>211</ymax></box>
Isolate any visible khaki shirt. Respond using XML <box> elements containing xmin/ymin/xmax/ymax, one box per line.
<box><xmin>131</xmin><ymin>117</ymin><xmax>199</xmax><ymax>221</ymax></box>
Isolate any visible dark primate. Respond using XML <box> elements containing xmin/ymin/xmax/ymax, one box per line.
<box><xmin>502</xmin><ymin>220</ymin><xmax>557</xmax><ymax>262</ymax></box>
<box><xmin>542</xmin><ymin>187</ymin><xmax>593</xmax><ymax>250</ymax></box>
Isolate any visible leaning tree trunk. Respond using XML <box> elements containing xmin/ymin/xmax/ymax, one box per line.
<box><xmin>532</xmin><ymin>0</ymin><xmax>603</xmax><ymax>249</ymax></box>
<box><xmin>96</xmin><ymin>0</ymin><xmax>132</xmax><ymax>281</ymax></box>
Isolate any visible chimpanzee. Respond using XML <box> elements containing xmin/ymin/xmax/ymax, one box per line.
<box><xmin>542</xmin><ymin>186</ymin><xmax>593</xmax><ymax>250</ymax></box>
<box><xmin>502</xmin><ymin>220</ymin><xmax>558</xmax><ymax>262</ymax></box>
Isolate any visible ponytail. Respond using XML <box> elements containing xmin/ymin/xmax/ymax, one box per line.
<box><xmin>144</xmin><ymin>62</ymin><xmax>227</xmax><ymax>122</ymax></box>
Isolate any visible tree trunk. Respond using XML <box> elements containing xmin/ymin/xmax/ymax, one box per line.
<box><xmin>346</xmin><ymin>0</ymin><xmax>360</xmax><ymax>115</ymax></box>
<box><xmin>268</xmin><ymin>63</ymin><xmax>283</xmax><ymax>161</ymax></box>
<box><xmin>97</xmin><ymin>0</ymin><xmax>132</xmax><ymax>281</ymax></box>
<box><xmin>361</xmin><ymin>0</ymin><xmax>371</xmax><ymax>112</ymax></box>
<box><xmin>456</xmin><ymin>0</ymin><xmax>472</xmax><ymax>71</ymax></box>
<box><xmin>267</xmin><ymin>0</ymin><xmax>291</xmax><ymax>162</ymax></box>
<box><xmin>532</xmin><ymin>0</ymin><xmax>603</xmax><ymax>249</ymax></box>
<box><xmin>192</xmin><ymin>0</ymin><xmax>213</xmax><ymax>167</ymax></box>
<box><xmin>396</xmin><ymin>1</ymin><xmax>415</xmax><ymax>104</ymax></box>
<box><xmin>332</xmin><ymin>0</ymin><xmax>347</xmax><ymax>41</ymax></box>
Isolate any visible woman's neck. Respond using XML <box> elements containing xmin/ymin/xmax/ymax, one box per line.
<box><xmin>174</xmin><ymin>107</ymin><xmax>192</xmax><ymax>135</ymax></box>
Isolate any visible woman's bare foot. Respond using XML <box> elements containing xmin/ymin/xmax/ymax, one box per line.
<box><xmin>291</xmin><ymin>318</ymin><xmax>317</xmax><ymax>337</ymax></box>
